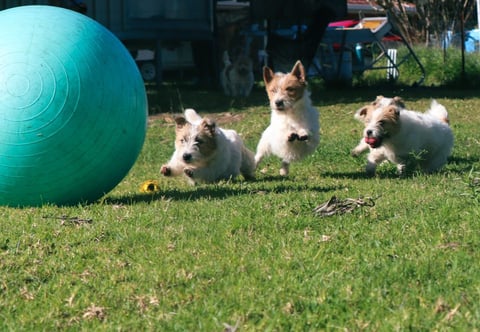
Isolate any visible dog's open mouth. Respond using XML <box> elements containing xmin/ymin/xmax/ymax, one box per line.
<box><xmin>365</xmin><ymin>136</ymin><xmax>382</xmax><ymax>148</ymax></box>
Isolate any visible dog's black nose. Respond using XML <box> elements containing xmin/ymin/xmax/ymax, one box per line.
<box><xmin>275</xmin><ymin>100</ymin><xmax>284</xmax><ymax>108</ymax></box>
<box><xmin>182</xmin><ymin>153</ymin><xmax>192</xmax><ymax>162</ymax></box>
<box><xmin>366</xmin><ymin>130</ymin><xmax>373</xmax><ymax>136</ymax></box>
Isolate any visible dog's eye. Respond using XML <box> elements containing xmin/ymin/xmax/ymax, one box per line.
<box><xmin>286</xmin><ymin>87</ymin><xmax>295</xmax><ymax>93</ymax></box>
<box><xmin>270</xmin><ymin>87</ymin><xmax>278</xmax><ymax>93</ymax></box>
<box><xmin>378</xmin><ymin>120</ymin><xmax>385</xmax><ymax>126</ymax></box>
<box><xmin>195</xmin><ymin>138</ymin><xmax>204</xmax><ymax>145</ymax></box>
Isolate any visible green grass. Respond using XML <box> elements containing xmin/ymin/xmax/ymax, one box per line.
<box><xmin>1</xmin><ymin>82</ymin><xmax>480</xmax><ymax>331</ymax></box>
<box><xmin>357</xmin><ymin>45</ymin><xmax>480</xmax><ymax>88</ymax></box>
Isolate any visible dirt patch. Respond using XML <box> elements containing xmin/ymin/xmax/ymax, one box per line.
<box><xmin>148</xmin><ymin>112</ymin><xmax>246</xmax><ymax>125</ymax></box>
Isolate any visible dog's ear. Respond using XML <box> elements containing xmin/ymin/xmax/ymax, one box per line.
<box><xmin>291</xmin><ymin>60</ymin><xmax>306</xmax><ymax>82</ymax></box>
<box><xmin>384</xmin><ymin>105</ymin><xmax>400</xmax><ymax>122</ymax></box>
<box><xmin>263</xmin><ymin>66</ymin><xmax>275</xmax><ymax>84</ymax></box>
<box><xmin>373</xmin><ymin>95</ymin><xmax>384</xmax><ymax>106</ymax></box>
<box><xmin>354</xmin><ymin>106</ymin><xmax>370</xmax><ymax>122</ymax></box>
<box><xmin>184</xmin><ymin>108</ymin><xmax>202</xmax><ymax>124</ymax></box>
<box><xmin>201</xmin><ymin>118</ymin><xmax>216</xmax><ymax>137</ymax></box>
<box><xmin>175</xmin><ymin>116</ymin><xmax>188</xmax><ymax>129</ymax></box>
<box><xmin>392</xmin><ymin>96</ymin><xmax>405</xmax><ymax>109</ymax></box>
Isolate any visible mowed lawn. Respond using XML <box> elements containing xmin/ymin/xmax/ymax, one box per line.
<box><xmin>1</xmin><ymin>83</ymin><xmax>480</xmax><ymax>331</ymax></box>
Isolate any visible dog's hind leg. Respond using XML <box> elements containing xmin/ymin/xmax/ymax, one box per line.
<box><xmin>396</xmin><ymin>163</ymin><xmax>407</xmax><ymax>176</ymax></box>
<box><xmin>254</xmin><ymin>135</ymin><xmax>271</xmax><ymax>169</ymax></box>
<box><xmin>423</xmin><ymin>154</ymin><xmax>448</xmax><ymax>173</ymax></box>
<box><xmin>279</xmin><ymin>161</ymin><xmax>290</xmax><ymax>176</ymax></box>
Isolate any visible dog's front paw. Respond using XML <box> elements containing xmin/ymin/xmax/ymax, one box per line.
<box><xmin>297</xmin><ymin>134</ymin><xmax>309</xmax><ymax>141</ymax></box>
<box><xmin>160</xmin><ymin>165</ymin><xmax>171</xmax><ymax>176</ymax></box>
<box><xmin>297</xmin><ymin>129</ymin><xmax>309</xmax><ymax>141</ymax></box>
<box><xmin>184</xmin><ymin>168</ymin><xmax>194</xmax><ymax>178</ymax></box>
<box><xmin>287</xmin><ymin>133</ymin><xmax>299</xmax><ymax>142</ymax></box>
<box><xmin>351</xmin><ymin>149</ymin><xmax>360</xmax><ymax>157</ymax></box>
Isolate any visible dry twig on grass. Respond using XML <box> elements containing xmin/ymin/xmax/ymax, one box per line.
<box><xmin>43</xmin><ymin>215</ymin><xmax>93</xmax><ymax>225</ymax></box>
<box><xmin>313</xmin><ymin>196</ymin><xmax>375</xmax><ymax>217</ymax></box>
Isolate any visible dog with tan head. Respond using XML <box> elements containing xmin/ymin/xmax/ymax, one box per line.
<box><xmin>362</xmin><ymin>99</ymin><xmax>453</xmax><ymax>176</ymax></box>
<box><xmin>351</xmin><ymin>95</ymin><xmax>406</xmax><ymax>157</ymax></box>
<box><xmin>255</xmin><ymin>60</ymin><xmax>320</xmax><ymax>176</ymax></box>
<box><xmin>161</xmin><ymin>109</ymin><xmax>256</xmax><ymax>184</ymax></box>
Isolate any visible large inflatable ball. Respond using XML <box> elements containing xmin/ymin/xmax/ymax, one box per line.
<box><xmin>0</xmin><ymin>6</ymin><xmax>148</xmax><ymax>206</ymax></box>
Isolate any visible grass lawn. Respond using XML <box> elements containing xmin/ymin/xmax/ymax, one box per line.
<box><xmin>1</xmin><ymin>81</ymin><xmax>480</xmax><ymax>331</ymax></box>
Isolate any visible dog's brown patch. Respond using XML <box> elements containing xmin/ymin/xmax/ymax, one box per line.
<box><xmin>263</xmin><ymin>60</ymin><xmax>307</xmax><ymax>110</ymax></box>
<box><xmin>200</xmin><ymin>118</ymin><xmax>216</xmax><ymax>138</ymax></box>
<box><xmin>175</xmin><ymin>118</ymin><xmax>217</xmax><ymax>163</ymax></box>
<box><xmin>356</xmin><ymin>105</ymin><xmax>375</xmax><ymax>123</ymax></box>
<box><xmin>195</xmin><ymin>129</ymin><xmax>218</xmax><ymax>163</ymax></box>
<box><xmin>391</xmin><ymin>96</ymin><xmax>406</xmax><ymax>108</ymax></box>
<box><xmin>174</xmin><ymin>117</ymin><xmax>192</xmax><ymax>150</ymax></box>
<box><xmin>377</xmin><ymin>105</ymin><xmax>401</xmax><ymax>136</ymax></box>
<box><xmin>174</xmin><ymin>116</ymin><xmax>188</xmax><ymax>129</ymax></box>
<box><xmin>356</xmin><ymin>96</ymin><xmax>406</xmax><ymax>124</ymax></box>
<box><xmin>364</xmin><ymin>105</ymin><xmax>401</xmax><ymax>148</ymax></box>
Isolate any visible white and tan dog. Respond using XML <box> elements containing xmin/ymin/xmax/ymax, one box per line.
<box><xmin>255</xmin><ymin>60</ymin><xmax>320</xmax><ymax>176</ymax></box>
<box><xmin>220</xmin><ymin>50</ymin><xmax>254</xmax><ymax>97</ymax></box>
<box><xmin>160</xmin><ymin>108</ymin><xmax>256</xmax><ymax>184</ymax></box>
<box><xmin>351</xmin><ymin>95</ymin><xmax>406</xmax><ymax>157</ymax></box>
<box><xmin>362</xmin><ymin>99</ymin><xmax>453</xmax><ymax>176</ymax></box>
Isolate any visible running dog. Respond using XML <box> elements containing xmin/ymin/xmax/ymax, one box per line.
<box><xmin>161</xmin><ymin>109</ymin><xmax>256</xmax><ymax>184</ymax></box>
<box><xmin>255</xmin><ymin>60</ymin><xmax>320</xmax><ymax>176</ymax></box>
<box><xmin>362</xmin><ymin>100</ymin><xmax>453</xmax><ymax>176</ymax></box>
<box><xmin>351</xmin><ymin>95</ymin><xmax>406</xmax><ymax>157</ymax></box>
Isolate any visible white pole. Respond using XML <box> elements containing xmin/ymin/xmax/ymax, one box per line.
<box><xmin>476</xmin><ymin>0</ymin><xmax>480</xmax><ymax>52</ymax></box>
<box><xmin>477</xmin><ymin>0</ymin><xmax>480</xmax><ymax>29</ymax></box>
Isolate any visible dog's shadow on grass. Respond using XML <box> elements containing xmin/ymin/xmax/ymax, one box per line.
<box><xmin>322</xmin><ymin>170</ymin><xmax>373</xmax><ymax>180</ymax></box>
<box><xmin>105</xmin><ymin>179</ymin><xmax>341</xmax><ymax>205</ymax></box>
<box><xmin>446</xmin><ymin>155</ymin><xmax>480</xmax><ymax>174</ymax></box>
<box><xmin>323</xmin><ymin>154</ymin><xmax>480</xmax><ymax>180</ymax></box>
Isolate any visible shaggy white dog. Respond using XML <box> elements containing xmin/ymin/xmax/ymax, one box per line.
<box><xmin>362</xmin><ymin>100</ymin><xmax>453</xmax><ymax>176</ymax></box>
<box><xmin>161</xmin><ymin>109</ymin><xmax>255</xmax><ymax>184</ymax></box>
<box><xmin>351</xmin><ymin>95</ymin><xmax>406</xmax><ymax>157</ymax></box>
<box><xmin>255</xmin><ymin>61</ymin><xmax>320</xmax><ymax>176</ymax></box>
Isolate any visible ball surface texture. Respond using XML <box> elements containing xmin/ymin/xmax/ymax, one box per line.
<box><xmin>0</xmin><ymin>6</ymin><xmax>148</xmax><ymax>206</ymax></box>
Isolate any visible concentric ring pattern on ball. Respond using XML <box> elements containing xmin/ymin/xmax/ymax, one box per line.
<box><xmin>0</xmin><ymin>5</ymin><xmax>148</xmax><ymax>206</ymax></box>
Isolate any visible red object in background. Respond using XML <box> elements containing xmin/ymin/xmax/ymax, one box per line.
<box><xmin>328</xmin><ymin>20</ymin><xmax>359</xmax><ymax>28</ymax></box>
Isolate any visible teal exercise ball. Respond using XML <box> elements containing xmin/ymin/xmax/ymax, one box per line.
<box><xmin>0</xmin><ymin>6</ymin><xmax>148</xmax><ymax>206</ymax></box>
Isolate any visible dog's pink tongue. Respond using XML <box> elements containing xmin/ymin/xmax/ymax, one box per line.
<box><xmin>365</xmin><ymin>137</ymin><xmax>379</xmax><ymax>148</ymax></box>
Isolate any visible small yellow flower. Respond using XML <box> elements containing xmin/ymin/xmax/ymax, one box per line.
<box><xmin>140</xmin><ymin>180</ymin><xmax>160</xmax><ymax>193</ymax></box>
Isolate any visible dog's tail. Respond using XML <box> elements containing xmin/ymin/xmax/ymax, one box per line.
<box><xmin>426</xmin><ymin>99</ymin><xmax>450</xmax><ymax>125</ymax></box>
<box><xmin>222</xmin><ymin>50</ymin><xmax>232</xmax><ymax>67</ymax></box>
